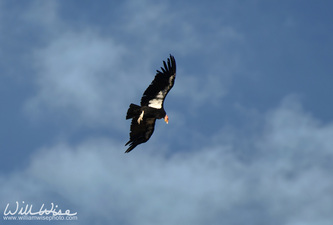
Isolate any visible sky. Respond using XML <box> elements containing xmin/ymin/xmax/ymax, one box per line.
<box><xmin>1</xmin><ymin>0</ymin><xmax>333</xmax><ymax>224</ymax></box>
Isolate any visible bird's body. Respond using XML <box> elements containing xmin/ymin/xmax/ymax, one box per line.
<box><xmin>125</xmin><ymin>55</ymin><xmax>176</xmax><ymax>153</ymax></box>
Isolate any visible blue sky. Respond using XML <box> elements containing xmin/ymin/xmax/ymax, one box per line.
<box><xmin>1</xmin><ymin>0</ymin><xmax>333</xmax><ymax>224</ymax></box>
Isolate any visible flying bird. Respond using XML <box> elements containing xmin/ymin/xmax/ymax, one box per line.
<box><xmin>125</xmin><ymin>55</ymin><xmax>176</xmax><ymax>153</ymax></box>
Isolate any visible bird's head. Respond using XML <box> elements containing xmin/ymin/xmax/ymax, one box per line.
<box><xmin>164</xmin><ymin>115</ymin><xmax>169</xmax><ymax>124</ymax></box>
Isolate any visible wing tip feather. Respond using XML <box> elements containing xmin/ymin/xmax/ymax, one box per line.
<box><xmin>125</xmin><ymin>141</ymin><xmax>137</xmax><ymax>153</ymax></box>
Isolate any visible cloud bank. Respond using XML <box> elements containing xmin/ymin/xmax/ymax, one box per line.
<box><xmin>2</xmin><ymin>97</ymin><xmax>333</xmax><ymax>225</ymax></box>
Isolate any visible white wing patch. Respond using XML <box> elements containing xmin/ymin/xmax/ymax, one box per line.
<box><xmin>147</xmin><ymin>73</ymin><xmax>176</xmax><ymax>109</ymax></box>
<box><xmin>148</xmin><ymin>91</ymin><xmax>164</xmax><ymax>109</ymax></box>
<box><xmin>169</xmin><ymin>75</ymin><xmax>174</xmax><ymax>85</ymax></box>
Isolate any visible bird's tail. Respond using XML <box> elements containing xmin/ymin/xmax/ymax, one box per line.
<box><xmin>126</xmin><ymin>104</ymin><xmax>141</xmax><ymax>119</ymax></box>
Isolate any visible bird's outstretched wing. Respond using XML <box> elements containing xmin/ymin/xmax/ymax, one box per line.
<box><xmin>140</xmin><ymin>55</ymin><xmax>176</xmax><ymax>109</ymax></box>
<box><xmin>125</xmin><ymin>117</ymin><xmax>156</xmax><ymax>153</ymax></box>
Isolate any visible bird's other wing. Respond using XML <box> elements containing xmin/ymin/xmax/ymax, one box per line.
<box><xmin>140</xmin><ymin>55</ymin><xmax>176</xmax><ymax>109</ymax></box>
<box><xmin>125</xmin><ymin>117</ymin><xmax>156</xmax><ymax>153</ymax></box>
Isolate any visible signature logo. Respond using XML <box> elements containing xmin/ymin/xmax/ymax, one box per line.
<box><xmin>4</xmin><ymin>201</ymin><xmax>77</xmax><ymax>217</ymax></box>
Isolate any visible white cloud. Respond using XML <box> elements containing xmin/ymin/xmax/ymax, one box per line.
<box><xmin>260</xmin><ymin>96</ymin><xmax>333</xmax><ymax>168</ymax></box>
<box><xmin>25</xmin><ymin>31</ymin><xmax>130</xmax><ymax>129</ymax></box>
<box><xmin>3</xmin><ymin>97</ymin><xmax>333</xmax><ymax>225</ymax></box>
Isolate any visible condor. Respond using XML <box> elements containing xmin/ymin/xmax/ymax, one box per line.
<box><xmin>125</xmin><ymin>55</ymin><xmax>176</xmax><ymax>153</ymax></box>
